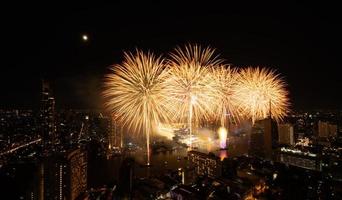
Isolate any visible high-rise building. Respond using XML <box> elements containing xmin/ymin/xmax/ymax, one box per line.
<box><xmin>278</xmin><ymin>123</ymin><xmax>294</xmax><ymax>145</ymax></box>
<box><xmin>188</xmin><ymin>150</ymin><xmax>222</xmax><ymax>178</ymax></box>
<box><xmin>278</xmin><ymin>147</ymin><xmax>320</xmax><ymax>171</ymax></box>
<box><xmin>108</xmin><ymin>117</ymin><xmax>122</xmax><ymax>149</ymax></box>
<box><xmin>68</xmin><ymin>149</ymin><xmax>87</xmax><ymax>200</ymax></box>
<box><xmin>249</xmin><ymin>118</ymin><xmax>278</xmax><ymax>159</ymax></box>
<box><xmin>91</xmin><ymin>114</ymin><xmax>114</xmax><ymax>147</ymax></box>
<box><xmin>318</xmin><ymin>121</ymin><xmax>337</xmax><ymax>138</ymax></box>
<box><xmin>221</xmin><ymin>157</ymin><xmax>238</xmax><ymax>179</ymax></box>
<box><xmin>249</xmin><ymin>124</ymin><xmax>265</xmax><ymax>158</ymax></box>
<box><xmin>78</xmin><ymin>114</ymin><xmax>90</xmax><ymax>141</ymax></box>
<box><xmin>43</xmin><ymin>148</ymin><xmax>87</xmax><ymax>200</ymax></box>
<box><xmin>40</xmin><ymin>80</ymin><xmax>57</xmax><ymax>146</ymax></box>
<box><xmin>118</xmin><ymin>157</ymin><xmax>135</xmax><ymax>199</ymax></box>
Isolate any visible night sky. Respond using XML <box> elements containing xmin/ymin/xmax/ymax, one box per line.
<box><xmin>1</xmin><ymin>2</ymin><xmax>341</xmax><ymax>110</ymax></box>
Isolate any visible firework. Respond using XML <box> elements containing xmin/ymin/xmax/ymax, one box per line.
<box><xmin>165</xmin><ymin>44</ymin><xmax>223</xmax><ymax>149</ymax></box>
<box><xmin>219</xmin><ymin>150</ymin><xmax>228</xmax><ymax>161</ymax></box>
<box><xmin>234</xmin><ymin>67</ymin><xmax>289</xmax><ymax>123</ymax></box>
<box><xmin>103</xmin><ymin>50</ymin><xmax>170</xmax><ymax>165</ymax></box>
<box><xmin>211</xmin><ymin>65</ymin><xmax>240</xmax><ymax>127</ymax></box>
<box><xmin>218</xmin><ymin>127</ymin><xmax>228</xmax><ymax>149</ymax></box>
<box><xmin>155</xmin><ymin>123</ymin><xmax>175</xmax><ymax>140</ymax></box>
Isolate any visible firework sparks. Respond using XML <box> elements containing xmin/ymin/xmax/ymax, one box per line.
<box><xmin>155</xmin><ymin>123</ymin><xmax>175</xmax><ymax>140</ymax></box>
<box><xmin>165</xmin><ymin>44</ymin><xmax>223</xmax><ymax>149</ymax></box>
<box><xmin>218</xmin><ymin>127</ymin><xmax>228</xmax><ymax>149</ymax></box>
<box><xmin>103</xmin><ymin>50</ymin><xmax>170</xmax><ymax>165</ymax></box>
<box><xmin>103</xmin><ymin>45</ymin><xmax>291</xmax><ymax>156</ymax></box>
<box><xmin>211</xmin><ymin>65</ymin><xmax>240</xmax><ymax>127</ymax></box>
<box><xmin>234</xmin><ymin>67</ymin><xmax>289</xmax><ymax>123</ymax></box>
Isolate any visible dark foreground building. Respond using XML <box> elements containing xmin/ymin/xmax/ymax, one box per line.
<box><xmin>41</xmin><ymin>148</ymin><xmax>87</xmax><ymax>200</ymax></box>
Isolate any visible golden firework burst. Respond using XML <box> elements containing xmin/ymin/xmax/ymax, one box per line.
<box><xmin>211</xmin><ymin>65</ymin><xmax>240</xmax><ymax>127</ymax></box>
<box><xmin>103</xmin><ymin>50</ymin><xmax>170</xmax><ymax>165</ymax></box>
<box><xmin>234</xmin><ymin>67</ymin><xmax>289</xmax><ymax>123</ymax></box>
<box><xmin>165</xmin><ymin>44</ymin><xmax>223</xmax><ymax>149</ymax></box>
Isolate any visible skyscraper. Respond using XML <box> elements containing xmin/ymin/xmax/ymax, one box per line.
<box><xmin>43</xmin><ymin>148</ymin><xmax>87</xmax><ymax>200</ymax></box>
<box><xmin>278</xmin><ymin>123</ymin><xmax>294</xmax><ymax>145</ymax></box>
<box><xmin>108</xmin><ymin>117</ymin><xmax>117</xmax><ymax>150</ymax></box>
<box><xmin>68</xmin><ymin>149</ymin><xmax>88</xmax><ymax>200</ymax></box>
<box><xmin>318</xmin><ymin>121</ymin><xmax>337</xmax><ymax>138</ymax></box>
<box><xmin>118</xmin><ymin>157</ymin><xmax>135</xmax><ymax>199</ymax></box>
<box><xmin>249</xmin><ymin>118</ymin><xmax>278</xmax><ymax>159</ymax></box>
<box><xmin>249</xmin><ymin>123</ymin><xmax>265</xmax><ymax>158</ymax></box>
<box><xmin>40</xmin><ymin>80</ymin><xmax>57</xmax><ymax>146</ymax></box>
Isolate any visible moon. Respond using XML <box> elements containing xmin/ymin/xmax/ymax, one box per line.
<box><xmin>82</xmin><ymin>34</ymin><xmax>88</xmax><ymax>41</ymax></box>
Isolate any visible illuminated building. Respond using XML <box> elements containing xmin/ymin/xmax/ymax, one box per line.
<box><xmin>43</xmin><ymin>148</ymin><xmax>87</xmax><ymax>200</ymax></box>
<box><xmin>40</xmin><ymin>80</ymin><xmax>57</xmax><ymax>146</ymax></box>
<box><xmin>278</xmin><ymin>123</ymin><xmax>294</xmax><ymax>145</ymax></box>
<box><xmin>107</xmin><ymin>117</ymin><xmax>122</xmax><ymax>150</ymax></box>
<box><xmin>78</xmin><ymin>114</ymin><xmax>90</xmax><ymax>141</ymax></box>
<box><xmin>188</xmin><ymin>150</ymin><xmax>222</xmax><ymax>178</ymax></box>
<box><xmin>318</xmin><ymin>121</ymin><xmax>337</xmax><ymax>138</ymax></box>
<box><xmin>108</xmin><ymin>117</ymin><xmax>116</xmax><ymax>150</ymax></box>
<box><xmin>39</xmin><ymin>163</ymin><xmax>44</xmax><ymax>200</ymax></box>
<box><xmin>68</xmin><ymin>149</ymin><xmax>87</xmax><ymax>200</ymax></box>
<box><xmin>296</xmin><ymin>137</ymin><xmax>310</xmax><ymax>146</ymax></box>
<box><xmin>278</xmin><ymin>147</ymin><xmax>320</xmax><ymax>171</ymax></box>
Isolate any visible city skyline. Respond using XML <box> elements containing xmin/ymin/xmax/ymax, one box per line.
<box><xmin>1</xmin><ymin>3</ymin><xmax>341</xmax><ymax>199</ymax></box>
<box><xmin>1</xmin><ymin>2</ymin><xmax>341</xmax><ymax>110</ymax></box>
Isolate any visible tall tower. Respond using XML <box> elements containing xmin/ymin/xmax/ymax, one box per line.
<box><xmin>40</xmin><ymin>80</ymin><xmax>57</xmax><ymax>147</ymax></box>
<box><xmin>43</xmin><ymin>148</ymin><xmax>87</xmax><ymax>200</ymax></box>
<box><xmin>318</xmin><ymin>121</ymin><xmax>338</xmax><ymax>138</ymax></box>
<box><xmin>108</xmin><ymin>115</ymin><xmax>123</xmax><ymax>149</ymax></box>
<box><xmin>278</xmin><ymin>123</ymin><xmax>294</xmax><ymax>145</ymax></box>
<box><xmin>249</xmin><ymin>102</ymin><xmax>278</xmax><ymax>159</ymax></box>
<box><xmin>108</xmin><ymin>117</ymin><xmax>116</xmax><ymax>150</ymax></box>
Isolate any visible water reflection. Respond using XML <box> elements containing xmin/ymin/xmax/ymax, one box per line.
<box><xmin>219</xmin><ymin>150</ymin><xmax>228</xmax><ymax>161</ymax></box>
<box><xmin>1</xmin><ymin>135</ymin><xmax>250</xmax><ymax>198</ymax></box>
<box><xmin>89</xmin><ymin>134</ymin><xmax>249</xmax><ymax>186</ymax></box>
<box><xmin>89</xmin><ymin>148</ymin><xmax>189</xmax><ymax>186</ymax></box>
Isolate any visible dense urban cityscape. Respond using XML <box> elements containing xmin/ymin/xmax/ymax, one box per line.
<box><xmin>0</xmin><ymin>80</ymin><xmax>341</xmax><ymax>199</ymax></box>
<box><xmin>1</xmin><ymin>2</ymin><xmax>341</xmax><ymax>200</ymax></box>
